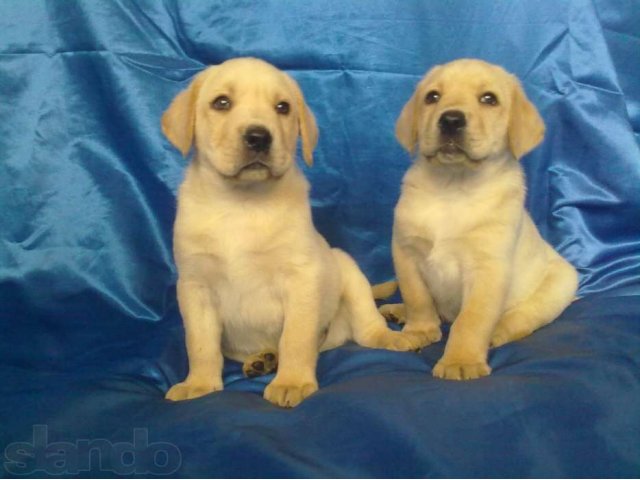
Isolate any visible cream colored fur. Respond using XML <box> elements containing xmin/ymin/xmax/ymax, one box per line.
<box><xmin>383</xmin><ymin>59</ymin><xmax>578</xmax><ymax>380</ymax></box>
<box><xmin>162</xmin><ymin>58</ymin><xmax>425</xmax><ymax>407</ymax></box>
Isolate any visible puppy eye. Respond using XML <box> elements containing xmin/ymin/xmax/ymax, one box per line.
<box><xmin>479</xmin><ymin>92</ymin><xmax>499</xmax><ymax>106</ymax></box>
<box><xmin>211</xmin><ymin>95</ymin><xmax>232</xmax><ymax>111</ymax></box>
<box><xmin>275</xmin><ymin>101</ymin><xmax>290</xmax><ymax>115</ymax></box>
<box><xmin>425</xmin><ymin>90</ymin><xmax>441</xmax><ymax>104</ymax></box>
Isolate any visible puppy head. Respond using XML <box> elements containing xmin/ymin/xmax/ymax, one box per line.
<box><xmin>161</xmin><ymin>58</ymin><xmax>318</xmax><ymax>184</ymax></box>
<box><xmin>396</xmin><ymin>59</ymin><xmax>545</xmax><ymax>166</ymax></box>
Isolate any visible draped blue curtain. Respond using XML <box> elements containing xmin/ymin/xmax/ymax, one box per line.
<box><xmin>1</xmin><ymin>1</ymin><xmax>638</xmax><ymax>477</ymax></box>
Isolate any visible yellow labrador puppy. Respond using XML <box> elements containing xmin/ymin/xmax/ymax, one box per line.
<box><xmin>162</xmin><ymin>58</ymin><xmax>423</xmax><ymax>407</ymax></box>
<box><xmin>382</xmin><ymin>59</ymin><xmax>578</xmax><ymax>380</ymax></box>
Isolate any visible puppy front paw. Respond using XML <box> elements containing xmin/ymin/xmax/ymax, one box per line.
<box><xmin>432</xmin><ymin>357</ymin><xmax>491</xmax><ymax>381</ymax></box>
<box><xmin>165</xmin><ymin>378</ymin><xmax>223</xmax><ymax>401</ymax></box>
<box><xmin>263</xmin><ymin>377</ymin><xmax>318</xmax><ymax>408</ymax></box>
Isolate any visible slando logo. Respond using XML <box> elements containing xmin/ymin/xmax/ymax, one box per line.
<box><xmin>4</xmin><ymin>425</ymin><xmax>182</xmax><ymax>476</ymax></box>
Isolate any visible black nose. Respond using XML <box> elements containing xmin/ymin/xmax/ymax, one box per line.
<box><xmin>243</xmin><ymin>126</ymin><xmax>272</xmax><ymax>153</ymax></box>
<box><xmin>438</xmin><ymin>110</ymin><xmax>467</xmax><ymax>136</ymax></box>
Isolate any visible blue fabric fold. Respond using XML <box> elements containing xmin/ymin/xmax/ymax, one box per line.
<box><xmin>0</xmin><ymin>0</ymin><xmax>638</xmax><ymax>477</ymax></box>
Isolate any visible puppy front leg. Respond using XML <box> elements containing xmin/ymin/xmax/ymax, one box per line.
<box><xmin>393</xmin><ymin>239</ymin><xmax>443</xmax><ymax>346</ymax></box>
<box><xmin>433</xmin><ymin>261</ymin><xmax>509</xmax><ymax>380</ymax></box>
<box><xmin>264</xmin><ymin>278</ymin><xmax>320</xmax><ymax>408</ymax></box>
<box><xmin>166</xmin><ymin>279</ymin><xmax>223</xmax><ymax>401</ymax></box>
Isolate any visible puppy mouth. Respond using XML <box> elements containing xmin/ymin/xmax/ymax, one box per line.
<box><xmin>439</xmin><ymin>141</ymin><xmax>466</xmax><ymax>156</ymax></box>
<box><xmin>234</xmin><ymin>162</ymin><xmax>271</xmax><ymax>181</ymax></box>
<box><xmin>228</xmin><ymin>158</ymin><xmax>285</xmax><ymax>182</ymax></box>
<box><xmin>423</xmin><ymin>141</ymin><xmax>468</xmax><ymax>163</ymax></box>
<box><xmin>240</xmin><ymin>161</ymin><xmax>270</xmax><ymax>172</ymax></box>
<box><xmin>424</xmin><ymin>141</ymin><xmax>485</xmax><ymax>164</ymax></box>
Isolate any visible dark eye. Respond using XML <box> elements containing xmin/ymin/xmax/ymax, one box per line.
<box><xmin>211</xmin><ymin>95</ymin><xmax>232</xmax><ymax>111</ymax></box>
<box><xmin>425</xmin><ymin>90</ymin><xmax>441</xmax><ymax>104</ymax></box>
<box><xmin>479</xmin><ymin>92</ymin><xmax>498</xmax><ymax>106</ymax></box>
<box><xmin>275</xmin><ymin>101</ymin><xmax>290</xmax><ymax>115</ymax></box>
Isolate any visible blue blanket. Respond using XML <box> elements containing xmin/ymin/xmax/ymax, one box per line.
<box><xmin>1</xmin><ymin>1</ymin><xmax>639</xmax><ymax>477</ymax></box>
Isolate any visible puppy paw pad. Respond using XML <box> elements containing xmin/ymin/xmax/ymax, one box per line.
<box><xmin>243</xmin><ymin>350</ymin><xmax>278</xmax><ymax>378</ymax></box>
<box><xmin>379</xmin><ymin>304</ymin><xmax>406</xmax><ymax>324</ymax></box>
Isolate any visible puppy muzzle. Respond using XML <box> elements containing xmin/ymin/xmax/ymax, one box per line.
<box><xmin>431</xmin><ymin>110</ymin><xmax>473</xmax><ymax>163</ymax></box>
<box><xmin>234</xmin><ymin>125</ymin><xmax>276</xmax><ymax>179</ymax></box>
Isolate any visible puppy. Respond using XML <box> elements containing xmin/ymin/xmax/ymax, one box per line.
<box><xmin>382</xmin><ymin>59</ymin><xmax>578</xmax><ymax>380</ymax></box>
<box><xmin>162</xmin><ymin>58</ymin><xmax>424</xmax><ymax>407</ymax></box>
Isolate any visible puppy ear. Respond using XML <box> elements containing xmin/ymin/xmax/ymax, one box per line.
<box><xmin>161</xmin><ymin>69</ymin><xmax>209</xmax><ymax>157</ymax></box>
<box><xmin>299</xmin><ymin>101</ymin><xmax>319</xmax><ymax>167</ymax></box>
<box><xmin>508</xmin><ymin>77</ymin><xmax>545</xmax><ymax>160</ymax></box>
<box><xmin>395</xmin><ymin>90</ymin><xmax>419</xmax><ymax>154</ymax></box>
<box><xmin>287</xmin><ymin>75</ymin><xmax>318</xmax><ymax>167</ymax></box>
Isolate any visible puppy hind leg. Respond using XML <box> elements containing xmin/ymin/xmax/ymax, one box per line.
<box><xmin>243</xmin><ymin>350</ymin><xmax>278</xmax><ymax>378</ymax></box>
<box><xmin>379</xmin><ymin>303</ymin><xmax>407</xmax><ymax>324</ymax></box>
<box><xmin>491</xmin><ymin>258</ymin><xmax>578</xmax><ymax>347</ymax></box>
<box><xmin>331</xmin><ymin>249</ymin><xmax>425</xmax><ymax>351</ymax></box>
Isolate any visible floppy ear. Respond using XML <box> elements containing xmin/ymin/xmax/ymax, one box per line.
<box><xmin>161</xmin><ymin>69</ymin><xmax>209</xmax><ymax>157</ymax></box>
<box><xmin>395</xmin><ymin>89</ymin><xmax>420</xmax><ymax>154</ymax></box>
<box><xmin>286</xmin><ymin>75</ymin><xmax>318</xmax><ymax>167</ymax></box>
<box><xmin>508</xmin><ymin>77</ymin><xmax>545</xmax><ymax>160</ymax></box>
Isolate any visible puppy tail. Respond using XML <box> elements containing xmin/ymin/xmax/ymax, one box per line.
<box><xmin>371</xmin><ymin>280</ymin><xmax>398</xmax><ymax>300</ymax></box>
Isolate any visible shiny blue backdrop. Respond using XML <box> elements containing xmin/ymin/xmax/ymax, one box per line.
<box><xmin>0</xmin><ymin>1</ymin><xmax>639</xmax><ymax>477</ymax></box>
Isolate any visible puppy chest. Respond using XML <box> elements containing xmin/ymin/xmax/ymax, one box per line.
<box><xmin>410</xmin><ymin>241</ymin><xmax>463</xmax><ymax>322</ymax></box>
<box><xmin>215</xmin><ymin>262</ymin><xmax>286</xmax><ymax>354</ymax></box>
<box><xmin>397</xmin><ymin>175</ymin><xmax>505</xmax><ymax>240</ymax></box>
<box><xmin>217</xmin><ymin>271</ymin><xmax>284</xmax><ymax>324</ymax></box>
<box><xmin>399</xmin><ymin>200</ymin><xmax>481</xmax><ymax>241</ymax></box>
<box><xmin>215</xmin><ymin>248</ymin><xmax>283</xmax><ymax>304</ymax></box>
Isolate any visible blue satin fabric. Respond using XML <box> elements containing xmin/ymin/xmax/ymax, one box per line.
<box><xmin>1</xmin><ymin>1</ymin><xmax>639</xmax><ymax>478</ymax></box>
